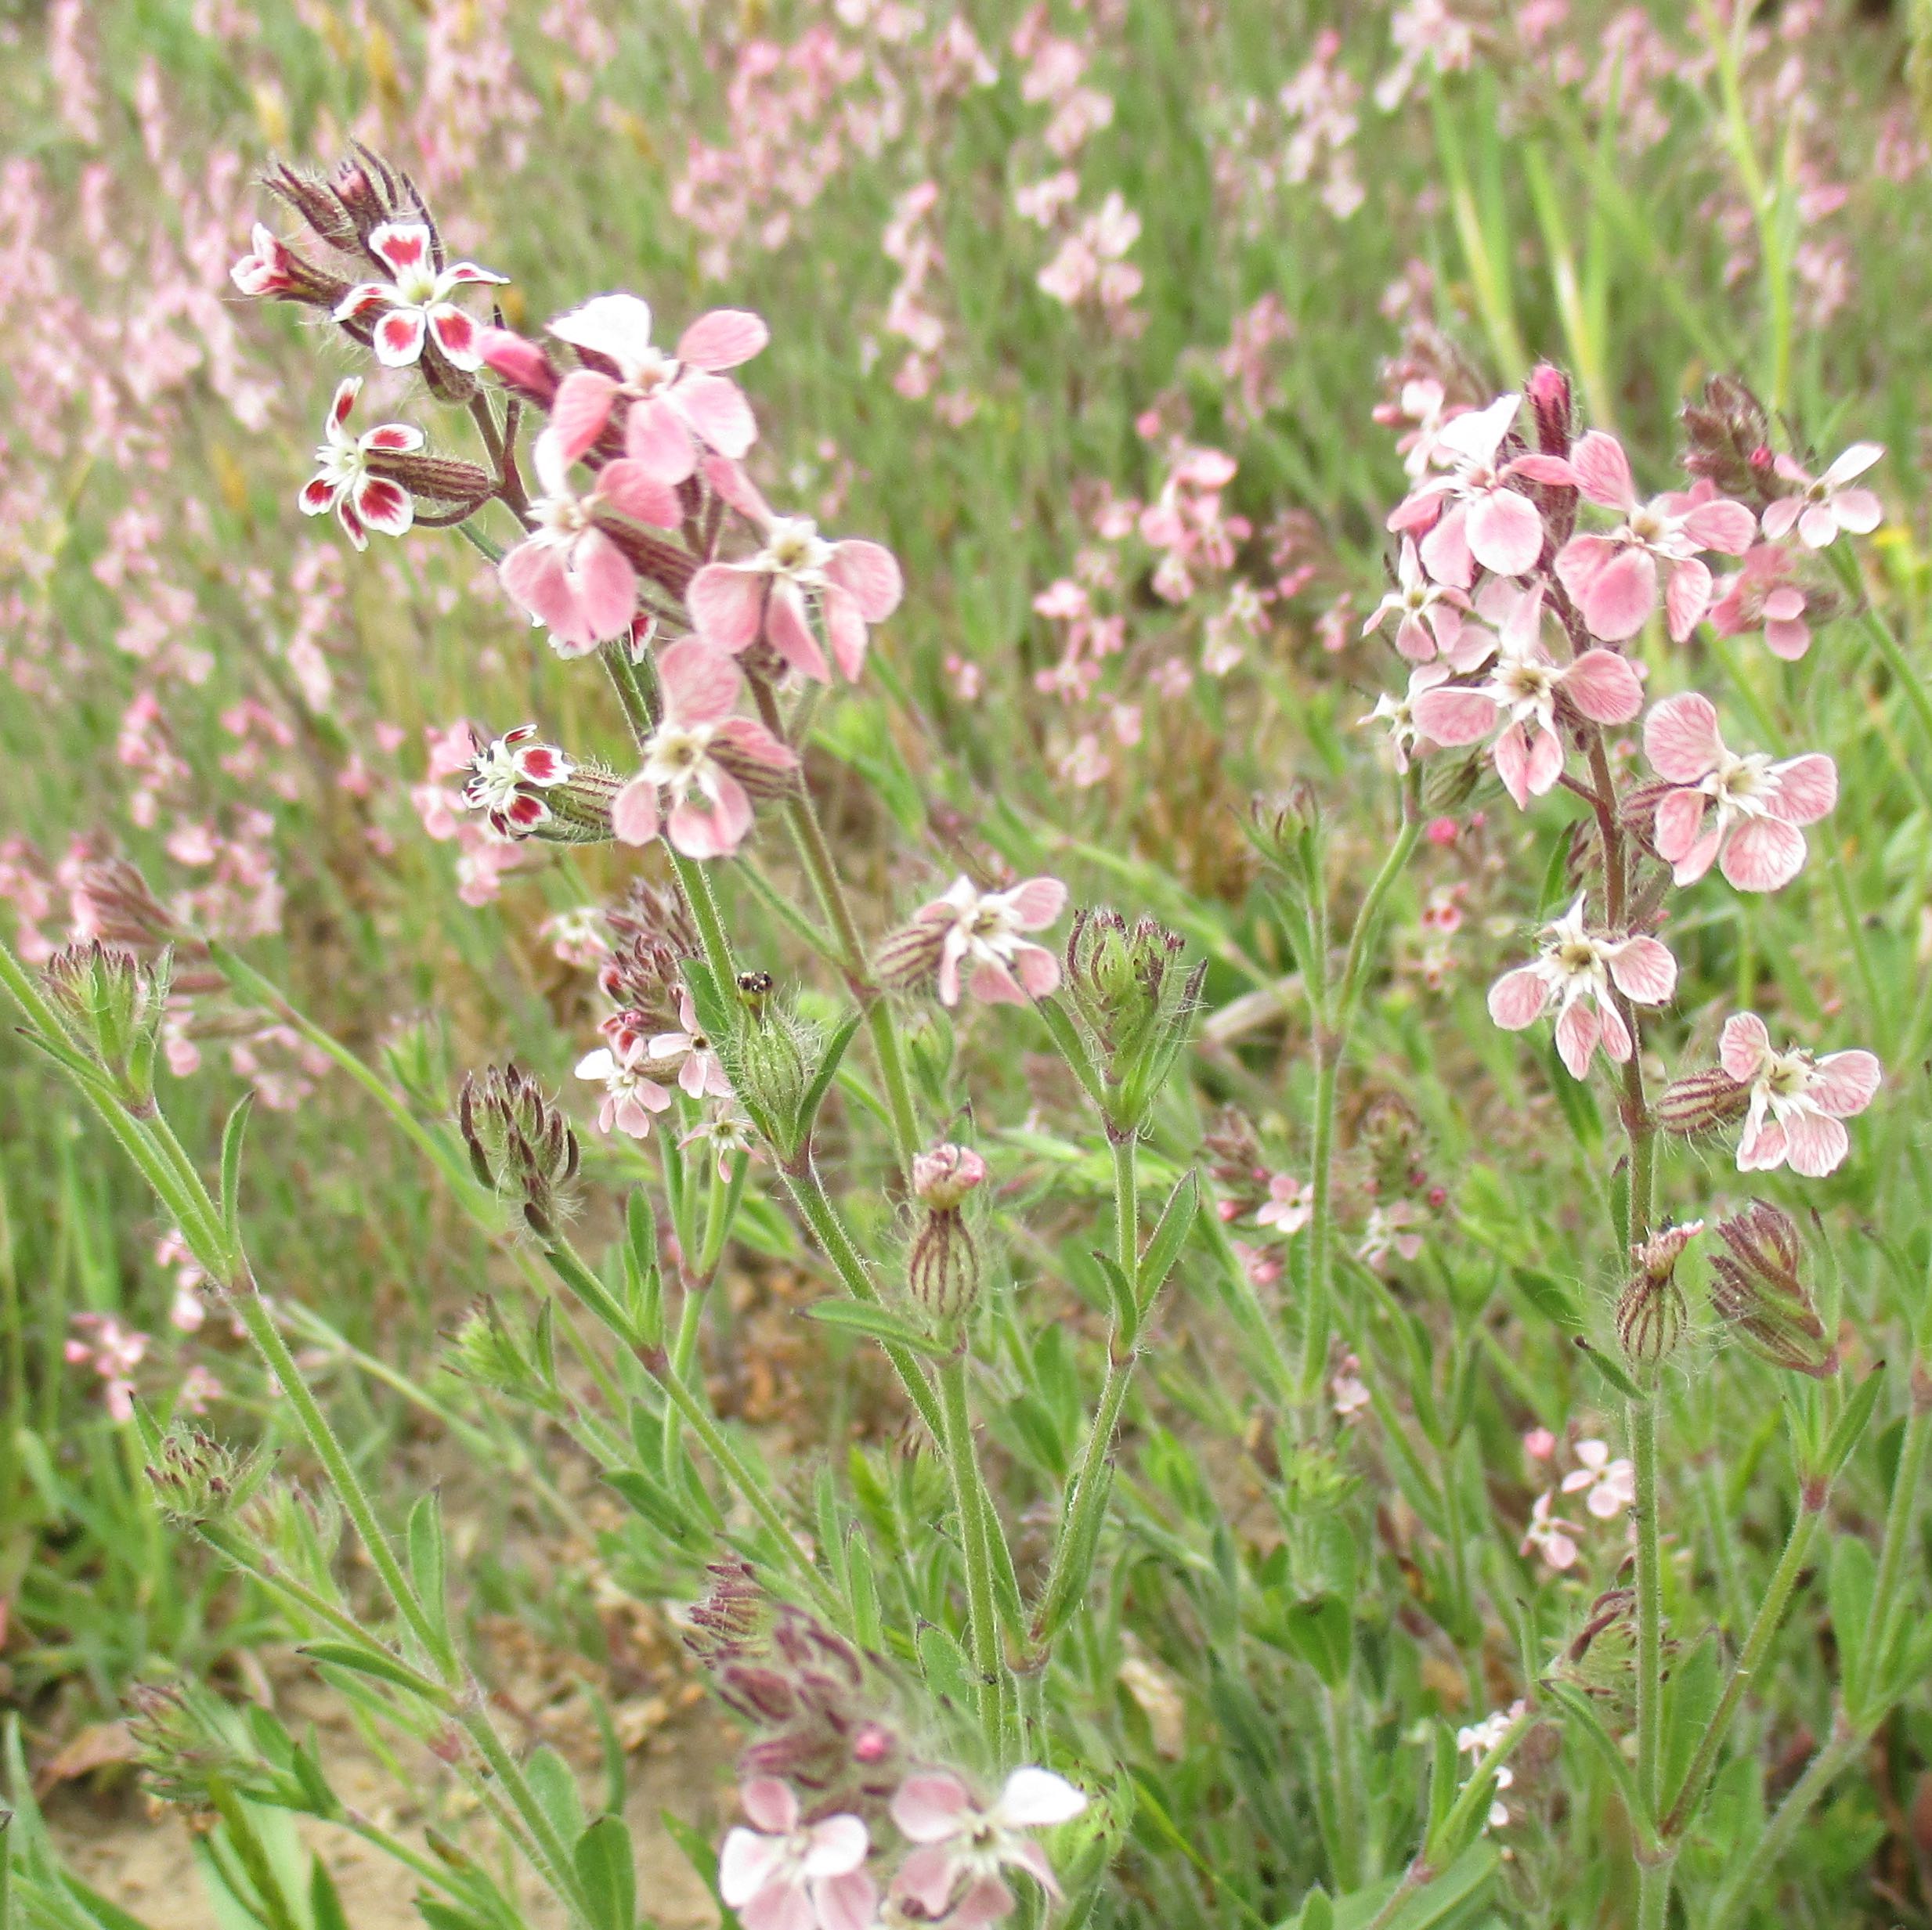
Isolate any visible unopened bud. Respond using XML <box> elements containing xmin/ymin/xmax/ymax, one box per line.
<box><xmin>907</xmin><ymin>1201</ymin><xmax>981</xmax><ymax>1322</ymax></box>
<box><xmin>1657</xmin><ymin>1066</ymin><xmax>1752</xmax><ymax>1135</ymax></box>
<box><xmin>874</xmin><ymin>917</ymin><xmax>949</xmax><ymax>994</ymax></box>
<box><xmin>144</xmin><ymin>1424</ymin><xmax>269</xmax><ymax>1524</ymax></box>
<box><xmin>1710</xmin><ymin>1200</ymin><xmax>1837</xmax><ymax>1376</ymax></box>
<box><xmin>1682</xmin><ymin>374</ymin><xmax>1775</xmax><ymax>505</ymax></box>
<box><xmin>478</xmin><ymin>326</ymin><xmax>562</xmax><ymax>409</ymax></box>
<box><xmin>459</xmin><ymin>1062</ymin><xmax>581</xmax><ymax>1238</ymax></box>
<box><xmin>912</xmin><ymin>1142</ymin><xmax>987</xmax><ymax>1210</ymax></box>
<box><xmin>1526</xmin><ymin>363</ymin><xmax>1573</xmax><ymax>458</ymax></box>
<box><xmin>42</xmin><ymin>940</ymin><xmax>170</xmax><ymax>1110</ymax></box>
<box><xmin>1616</xmin><ymin>1221</ymin><xmax>1700</xmax><ymax>1368</ymax></box>
<box><xmin>731</xmin><ymin>992</ymin><xmax>818</xmax><ymax>1157</ymax></box>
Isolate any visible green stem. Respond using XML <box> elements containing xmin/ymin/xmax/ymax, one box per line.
<box><xmin>1707</xmin><ymin>1713</ymin><xmax>1862</xmax><ymax>1928</ymax></box>
<box><xmin>1630</xmin><ymin>1390</ymin><xmax>1663</xmax><ymax>1826</ymax></box>
<box><xmin>1854</xmin><ymin>1384</ymin><xmax>1932</xmax><ymax>1718</ymax></box>
<box><xmin>1027</xmin><ymin>1354</ymin><xmax>1132</xmax><ymax>1650</ymax></box>
<box><xmin>784</xmin><ymin>1163</ymin><xmax>945</xmax><ymax>1442</ymax></box>
<box><xmin>1300</xmin><ymin>782</ymin><xmax>1421</xmax><ymax>1404</ymax></box>
<box><xmin>939</xmin><ymin>1354</ymin><xmax>1006</xmax><ymax>1743</ymax></box>
<box><xmin>1663</xmin><ymin>1492</ymin><xmax>1822</xmax><ymax>1837</ymax></box>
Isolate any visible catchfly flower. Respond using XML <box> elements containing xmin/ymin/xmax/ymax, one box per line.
<box><xmin>497</xmin><ymin>428</ymin><xmax>679</xmax><ymax>655</ymax></box>
<box><xmin>609</xmin><ymin>639</ymin><xmax>798</xmax><ymax>860</ymax></box>
<box><xmin>720</xmin><ymin>1778</ymin><xmax>874</xmax><ymax>1930</ymax></box>
<box><xmin>1720</xmin><ymin>1012</ymin><xmax>1881</xmax><ymax>1178</ymax></box>
<box><xmin>1761</xmin><ymin>443</ymin><xmax>1884</xmax><ymax>549</ymax></box>
<box><xmin>1548</xmin><ymin>432</ymin><xmax>1756</xmax><ymax>641</ymax></box>
<box><xmin>891</xmin><ymin>1767</ymin><xmax>1088</xmax><ymax>1925</ymax></box>
<box><xmin>1642</xmin><ymin>693</ymin><xmax>1837</xmax><ymax>891</ymax></box>
<box><xmin>460</xmin><ymin>727</ymin><xmax>573</xmax><ymax>839</ymax></box>
<box><xmin>1386</xmin><ymin>391</ymin><xmax>1548</xmax><ymax>586</ymax></box>
<box><xmin>1410</xmin><ymin>584</ymin><xmax>1645</xmax><ymax>807</ymax></box>
<box><xmin>690</xmin><ymin>467</ymin><xmax>904</xmax><ymax>683</ymax></box>
<box><xmin>574</xmin><ymin>1034</ymin><xmax>673</xmax><ymax>1141</ymax></box>
<box><xmin>333</xmin><ymin>221</ymin><xmax>507</xmax><ymax>370</ymax></box>
<box><xmin>1486</xmin><ymin>895</ymin><xmax>1677</xmax><ymax>1077</ymax></box>
<box><xmin>1708</xmin><ymin>543</ymin><xmax>1816</xmax><ymax>662</ymax></box>
<box><xmin>299</xmin><ymin>379</ymin><xmax>421</xmax><ymax>550</ymax></box>
<box><xmin>880</xmin><ymin>877</ymin><xmax>1069</xmax><ymax>1007</ymax></box>
<box><xmin>1362</xmin><ymin>537</ymin><xmax>1477</xmax><ymax>664</ymax></box>
<box><xmin>544</xmin><ymin>293</ymin><xmax>766</xmax><ymax>480</ymax></box>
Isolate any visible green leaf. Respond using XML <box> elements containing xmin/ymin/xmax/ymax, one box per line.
<box><xmin>659</xmin><ymin>1808</ymin><xmax>739</xmax><ymax>1928</ymax></box>
<box><xmin>1279</xmin><ymin>1595</ymin><xmax>1352</xmax><ymax>1690</ymax></box>
<box><xmin>1544</xmin><ymin>1679</ymin><xmax>1651</xmax><ymax>1852</ymax></box>
<box><xmin>574</xmin><ymin>1816</ymin><xmax>637</xmax><ymax>1930</ymax></box>
<box><xmin>1139</xmin><ymin>1170</ymin><xmax>1199</xmax><ymax>1306</ymax></box>
<box><xmin>917</xmin><ymin>1622</ymin><xmax>979</xmax><ymax>1709</ymax></box>
<box><xmin>1818</xmin><ymin>1366</ymin><xmax>1885</xmax><ymax>1484</ymax></box>
<box><xmin>1661</xmin><ymin>1632</ymin><xmax>1721</xmax><ymax>1807</ymax></box>
<box><xmin>795</xmin><ymin>1007</ymin><xmax>865</xmax><ymax>1149</ymax></box>
<box><xmin>803</xmin><ymin>1299</ymin><xmax>950</xmax><ymax>1357</ymax></box>
<box><xmin>1333</xmin><ymin>1841</ymin><xmax>1498</xmax><ymax>1928</ymax></box>
<box><xmin>1573</xmin><ymin>1337</ymin><xmax>1641</xmax><ymax>1402</ymax></box>
<box><xmin>1093</xmin><ymin>1252</ymin><xmax>1139</xmax><ymax>1352</ymax></box>
<box><xmin>1031</xmin><ymin>996</ymin><xmax>1105</xmax><ymax>1109</ymax></box>
<box><xmin>681</xmin><ymin>960</ymin><xmax>735</xmax><ymax>1052</ymax></box>
<box><xmin>297</xmin><ymin>1643</ymin><xmax>450</xmax><ymax>1707</ymax></box>
<box><xmin>309</xmin><ymin>1858</ymin><xmax>352</xmax><ymax>1930</ymax></box>
<box><xmin>1829</xmin><ymin>1535</ymin><xmax>1876</xmax><ymax>1706</ymax></box>
<box><xmin>525</xmin><ymin>1746</ymin><xmax>587</xmax><ymax>1848</ymax></box>
<box><xmin>406</xmin><ymin>1494</ymin><xmax>450</xmax><ymax>1653</ymax></box>
<box><xmin>218</xmin><ymin>1091</ymin><xmax>254</xmax><ymax>1260</ymax></box>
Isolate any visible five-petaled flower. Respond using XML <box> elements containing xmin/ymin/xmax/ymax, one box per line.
<box><xmin>1548</xmin><ymin>433</ymin><xmax>1757</xmax><ymax>641</ymax></box>
<box><xmin>609</xmin><ymin>639</ymin><xmax>798</xmax><ymax>860</ymax></box>
<box><xmin>574</xmin><ymin>1034</ymin><xmax>673</xmax><ymax>1140</ymax></box>
<box><xmin>1363</xmin><ymin>537</ymin><xmax>1479</xmax><ymax>664</ymax></box>
<box><xmin>498</xmin><ymin>428</ymin><xmax>680</xmax><ymax>655</ymax></box>
<box><xmin>1708</xmin><ymin>543</ymin><xmax>1815</xmax><ymax>662</ymax></box>
<box><xmin>333</xmin><ymin>222</ymin><xmax>507</xmax><ymax>370</ymax></box>
<box><xmin>1386</xmin><ymin>392</ymin><xmax>1550</xmax><ymax>587</ymax></box>
<box><xmin>720</xmin><ymin>1778</ymin><xmax>875</xmax><ymax>1930</ymax></box>
<box><xmin>460</xmin><ymin>726</ymin><xmax>574</xmax><ymax>839</ymax></box>
<box><xmin>1410</xmin><ymin>584</ymin><xmax>1645</xmax><ymax>808</ymax></box>
<box><xmin>902</xmin><ymin>877</ymin><xmax>1069</xmax><ymax>1007</ymax></box>
<box><xmin>890</xmin><ymin>1768</ymin><xmax>1088</xmax><ymax>1929</ymax></box>
<box><xmin>641</xmin><ymin>989</ymin><xmax>733</xmax><ymax>1099</ymax></box>
<box><xmin>1255</xmin><ymin>1172</ymin><xmax>1313</xmax><ymax>1234</ymax></box>
<box><xmin>543</xmin><ymin>293</ymin><xmax>766</xmax><ymax>482</ymax></box>
<box><xmin>1761</xmin><ymin>443</ymin><xmax>1884</xmax><ymax>550</ymax></box>
<box><xmin>1521</xmin><ymin>1491</ymin><xmax>1581</xmax><ymax>1571</ymax></box>
<box><xmin>299</xmin><ymin>379</ymin><xmax>421</xmax><ymax>551</ymax></box>
<box><xmin>1486</xmin><ymin>894</ymin><xmax>1677</xmax><ymax>1079</ymax></box>
<box><xmin>689</xmin><ymin>466</ymin><xmax>904</xmax><ymax>684</ymax></box>
<box><xmin>230</xmin><ymin>222</ymin><xmax>305</xmax><ymax>298</ymax></box>
<box><xmin>1362</xmin><ymin>663</ymin><xmax>1453</xmax><ymax>773</ymax></box>
<box><xmin>1561</xmin><ymin>1438</ymin><xmax>1636</xmax><ymax>1518</ymax></box>
<box><xmin>1642</xmin><ymin>693</ymin><xmax>1837</xmax><ymax>892</ymax></box>
<box><xmin>1719</xmin><ymin>1012</ymin><xmax>1880</xmax><ymax>1178</ymax></box>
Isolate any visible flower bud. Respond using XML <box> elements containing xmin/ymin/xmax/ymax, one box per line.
<box><xmin>1064</xmin><ymin>909</ymin><xmax>1204</xmax><ymax>1131</ymax></box>
<box><xmin>908</xmin><ymin>1207</ymin><xmax>981</xmax><ymax>1322</ymax></box>
<box><xmin>1657</xmin><ymin>1066</ymin><xmax>1751</xmax><ymax>1135</ymax></box>
<box><xmin>446</xmin><ymin>1299</ymin><xmax>562</xmax><ymax>1414</ymax></box>
<box><xmin>729</xmin><ymin>990</ymin><xmax>818</xmax><ymax>1158</ymax></box>
<box><xmin>461</xmin><ymin>727</ymin><xmax>623</xmax><ymax>844</ymax></box>
<box><xmin>1421</xmin><ymin>748</ymin><xmax>1484</xmax><ymax>814</ymax></box>
<box><xmin>1615</xmin><ymin>1221</ymin><xmax>1700</xmax><ymax>1369</ymax></box>
<box><xmin>42</xmin><ymin>940</ymin><xmax>170</xmax><ymax>1111</ymax></box>
<box><xmin>144</xmin><ymin>1424</ymin><xmax>269</xmax><ymax>1524</ymax></box>
<box><xmin>874</xmin><ymin>915</ymin><xmax>949</xmax><ymax>993</ymax></box>
<box><xmin>1527</xmin><ymin>363</ymin><xmax>1573</xmax><ymax>457</ymax></box>
<box><xmin>458</xmin><ymin>1062</ymin><xmax>581</xmax><ymax>1239</ymax></box>
<box><xmin>606</xmin><ymin>878</ymin><xmax>700</xmax><ymax>958</ymax></box>
<box><xmin>1710</xmin><ymin>1200</ymin><xmax>1838</xmax><ymax>1377</ymax></box>
<box><xmin>478</xmin><ymin>326</ymin><xmax>562</xmax><ymax>409</ymax></box>
<box><xmin>912</xmin><ymin>1142</ymin><xmax>987</xmax><ymax>1210</ymax></box>
<box><xmin>1681</xmin><ymin>375</ymin><xmax>1774</xmax><ymax>505</ymax></box>
<box><xmin>128</xmin><ymin>1679</ymin><xmax>278</xmax><ymax>1810</ymax></box>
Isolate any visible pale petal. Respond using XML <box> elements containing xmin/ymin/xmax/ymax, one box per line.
<box><xmin>719</xmin><ymin>1830</ymin><xmax>788</xmax><ymax>1908</ymax></box>
<box><xmin>1681</xmin><ymin>499</ymin><xmax>1757</xmax><ymax>554</ymax></box>
<box><xmin>427</xmin><ymin>305</ymin><xmax>483</xmax><ymax>370</ymax></box>
<box><xmin>1418</xmin><ymin>502</ymin><xmax>1473</xmax><ymax>590</ymax></box>
<box><xmin>688</xmin><ymin>565</ymin><xmax>767</xmax><ymax>652</ymax></box>
<box><xmin>1822</xmin><ymin>442</ymin><xmax>1883</xmax><ymax>486</ymax></box>
<box><xmin>659</xmin><ymin>636</ymin><xmax>742</xmax><ymax>726</ymax></box>
<box><xmin>800</xmin><ymin>1816</ymin><xmax>869</xmax><ymax>1881</ymax></box>
<box><xmin>1578</xmin><ymin>547</ymin><xmax>1657</xmax><ymax>642</ymax></box>
<box><xmin>623</xmin><ymin>395</ymin><xmax>699</xmax><ymax>482</ymax></box>
<box><xmin>891</xmin><ymin>1774</ymin><xmax>974</xmax><ymax>1844</ymax></box>
<box><xmin>595</xmin><ymin>458</ymin><xmax>682</xmax><ymax>529</ymax></box>
<box><xmin>1554</xmin><ymin>999</ymin><xmax>1599</xmax><ymax>1078</ymax></box>
<box><xmin>1006</xmin><ymin>878</ymin><xmax>1069</xmax><ymax>927</ymax></box>
<box><xmin>1736</xmin><ymin>1112</ymin><xmax>1788</xmax><ymax>1172</ymax></box>
<box><xmin>551</xmin><ymin>370</ymin><xmax>622</xmax><ymax>466</ymax></box>
<box><xmin>820</xmin><ymin>584</ymin><xmax>869</xmax><ymax>681</ymax></box>
<box><xmin>677</xmin><ymin>308</ymin><xmax>770</xmax><ymax>370</ymax></box>
<box><xmin>1782</xmin><ymin>1109</ymin><xmax>1849</xmax><ymax>1178</ymax></box>
<box><xmin>371</xmin><ymin>307</ymin><xmax>428</xmax><ymax>368</ymax></box>
<box><xmin>549</xmin><ymin>292</ymin><xmax>657</xmax><ymax>371</ymax></box>
<box><xmin>1562</xmin><ymin>649</ymin><xmax>1645</xmax><ymax>725</ymax></box>
<box><xmin>1437</xmin><ymin>392</ymin><xmax>1519</xmax><ymax>467</ymax></box>
<box><xmin>825</xmin><ymin>539</ymin><xmax>904</xmax><ymax>621</ymax></box>
<box><xmin>765</xmin><ymin>578</ymin><xmax>831</xmax><ymax>682</ymax></box>
<box><xmin>811</xmin><ymin>1870</ymin><xmax>877</xmax><ymax>1930</ymax></box>
<box><xmin>1810</xmin><ymin>1049</ymin><xmax>1881</xmax><ymax>1118</ymax></box>
<box><xmin>1410</xmin><ymin>686</ymin><xmax>1497</xmax><ymax>747</ymax></box>
<box><xmin>1719</xmin><ymin>1012</ymin><xmax>1772</xmax><ymax>1082</ymax></box>
<box><xmin>1719</xmin><ymin>814</ymin><xmax>1806</xmax><ymax>892</ymax></box>
<box><xmin>1765</xmin><ymin>753</ymin><xmax>1837</xmax><ymax>826</ymax></box>
<box><xmin>1013</xmin><ymin>943</ymin><xmax>1061</xmax><ymax>996</ymax></box>
<box><xmin>570</xmin><ymin>528</ymin><xmax>638</xmax><ymax>639</ymax></box>
<box><xmin>1608</xmin><ymin>936</ymin><xmax>1677</xmax><ymax>1005</ymax></box>
<box><xmin>1464</xmin><ymin>487</ymin><xmax>1544</xmax><ymax>577</ymax></box>
<box><xmin>610</xmin><ymin>777</ymin><xmax>661</xmax><ymax>846</ymax></box>
<box><xmin>1566</xmin><ymin>430</ymin><xmax>1638</xmax><ymax>511</ymax></box>
<box><xmin>672</xmin><ymin>370</ymin><xmax>758</xmax><ymax>458</ymax></box>
<box><xmin>1486</xmin><ymin>965</ymin><xmax>1551</xmax><ymax>1030</ymax></box>
<box><xmin>1644</xmin><ymin>693</ymin><xmax>1724</xmax><ymax>785</ymax></box>
<box><xmin>1663</xmin><ymin>557</ymin><xmax>1712</xmax><ymax>642</ymax></box>
<box><xmin>352</xmin><ymin>476</ymin><xmax>413</xmax><ymax>539</ymax></box>
<box><xmin>669</xmin><ymin>773</ymin><xmax>753</xmax><ymax>858</ymax></box>
<box><xmin>1832</xmin><ymin>488</ymin><xmax>1882</xmax><ymax>535</ymax></box>
<box><xmin>1760</xmin><ymin>498</ymin><xmax>1803</xmax><ymax>542</ymax></box>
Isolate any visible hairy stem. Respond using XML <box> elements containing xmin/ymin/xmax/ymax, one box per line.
<box><xmin>939</xmin><ymin>1353</ymin><xmax>1006</xmax><ymax>1744</ymax></box>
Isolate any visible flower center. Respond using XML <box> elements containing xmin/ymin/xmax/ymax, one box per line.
<box><xmin>645</xmin><ymin>724</ymin><xmax>715</xmax><ymax>788</ymax></box>
<box><xmin>627</xmin><ymin>348</ymin><xmax>678</xmax><ymax>395</ymax></box>
<box><xmin>1708</xmin><ymin>749</ymin><xmax>1773</xmax><ymax>813</ymax></box>
<box><xmin>392</xmin><ymin>263</ymin><xmax>440</xmax><ymax>307</ymax></box>
<box><xmin>316</xmin><ymin>442</ymin><xmax>367</xmax><ymax>489</ymax></box>
<box><xmin>1762</xmin><ymin>1048</ymin><xmax>1815</xmax><ymax>1100</ymax></box>
<box><xmin>763</xmin><ymin>516</ymin><xmax>829</xmax><ymax>576</ymax></box>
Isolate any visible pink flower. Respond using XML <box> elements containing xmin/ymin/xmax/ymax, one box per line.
<box><xmin>545</xmin><ymin>293</ymin><xmax>765</xmax><ymax>483</ymax></box>
<box><xmin>1486</xmin><ymin>894</ymin><xmax>1677</xmax><ymax>1078</ymax></box>
<box><xmin>720</xmin><ymin>1779</ymin><xmax>875</xmax><ymax>1930</ymax></box>
<box><xmin>574</xmin><ymin>1034</ymin><xmax>673</xmax><ymax>1139</ymax></box>
<box><xmin>460</xmin><ymin>726</ymin><xmax>575</xmax><ymax>838</ymax></box>
<box><xmin>609</xmin><ymin>640</ymin><xmax>798</xmax><ymax>860</ymax></box>
<box><xmin>1411</xmin><ymin>585</ymin><xmax>1645</xmax><ymax>808</ymax></box>
<box><xmin>891</xmin><ymin>1769</ymin><xmax>1087</xmax><ymax>1927</ymax></box>
<box><xmin>1255</xmin><ymin>1172</ymin><xmax>1313</xmax><ymax>1233</ymax></box>
<box><xmin>1761</xmin><ymin>444</ymin><xmax>1883</xmax><ymax>549</ymax></box>
<box><xmin>1363</xmin><ymin>663</ymin><xmax>1454</xmax><ymax>773</ymax></box>
<box><xmin>1719</xmin><ymin>1012</ymin><xmax>1881</xmax><ymax>1178</ymax></box>
<box><xmin>1548</xmin><ymin>434</ymin><xmax>1756</xmax><ymax>640</ymax></box>
<box><xmin>498</xmin><ymin>429</ymin><xmax>677</xmax><ymax>655</ymax></box>
<box><xmin>298</xmin><ymin>380</ymin><xmax>421</xmax><ymax>552</ymax></box>
<box><xmin>1522</xmin><ymin>1427</ymin><xmax>1557</xmax><ymax>1462</ymax></box>
<box><xmin>1708</xmin><ymin>544</ymin><xmax>1814</xmax><ymax>661</ymax></box>
<box><xmin>1358</xmin><ymin>1201</ymin><xmax>1424</xmax><ymax>1268</ymax></box>
<box><xmin>332</xmin><ymin>222</ymin><xmax>507</xmax><ymax>370</ymax></box>
<box><xmin>912</xmin><ymin>877</ymin><xmax>1067</xmax><ymax>1006</ymax></box>
<box><xmin>1561</xmin><ymin>1438</ymin><xmax>1634</xmax><ymax>1518</ymax></box>
<box><xmin>1642</xmin><ymin>694</ymin><xmax>1836</xmax><ymax>891</ymax></box>
<box><xmin>229</xmin><ymin>223</ymin><xmax>303</xmax><ymax>298</ymax></box>
<box><xmin>1331</xmin><ymin>1354</ymin><xmax>1370</xmax><ymax>1419</ymax></box>
<box><xmin>689</xmin><ymin>469</ymin><xmax>904</xmax><ymax>683</ymax></box>
<box><xmin>1362</xmin><ymin>538</ymin><xmax>1477</xmax><ymax>663</ymax></box>
<box><xmin>1386</xmin><ymin>392</ymin><xmax>1548</xmax><ymax>587</ymax></box>
<box><xmin>1521</xmin><ymin>1490</ymin><xmax>1581</xmax><ymax>1571</ymax></box>
<box><xmin>644</xmin><ymin>990</ymin><xmax>733</xmax><ymax>1098</ymax></box>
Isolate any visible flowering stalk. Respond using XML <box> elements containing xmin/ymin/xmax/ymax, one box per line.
<box><xmin>1299</xmin><ymin>768</ymin><xmax>1423</xmax><ymax>1406</ymax></box>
